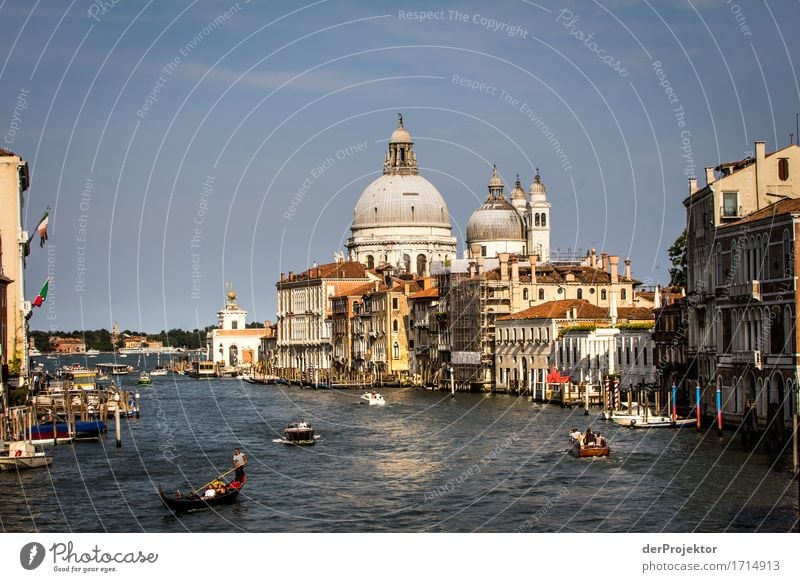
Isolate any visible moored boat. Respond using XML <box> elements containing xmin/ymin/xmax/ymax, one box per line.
<box><xmin>569</xmin><ymin>429</ymin><xmax>610</xmax><ymax>458</ymax></box>
<box><xmin>29</xmin><ymin>419</ymin><xmax>106</xmax><ymax>442</ymax></box>
<box><xmin>138</xmin><ymin>371</ymin><xmax>152</xmax><ymax>385</ymax></box>
<box><xmin>0</xmin><ymin>441</ymin><xmax>53</xmax><ymax>471</ymax></box>
<box><xmin>150</xmin><ymin>366</ymin><xmax>168</xmax><ymax>376</ymax></box>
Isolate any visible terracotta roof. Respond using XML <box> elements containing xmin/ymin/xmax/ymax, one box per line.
<box><xmin>332</xmin><ymin>282</ymin><xmax>378</xmax><ymax>298</ymax></box>
<box><xmin>616</xmin><ymin>307</ymin><xmax>655</xmax><ymax>320</ymax></box>
<box><xmin>409</xmin><ymin>287</ymin><xmax>439</xmax><ymax>299</ymax></box>
<box><xmin>389</xmin><ymin>281</ymin><xmax>422</xmax><ymax>294</ymax></box>
<box><xmin>498</xmin><ymin>299</ymin><xmax>609</xmax><ymax>321</ymax></box>
<box><xmin>718</xmin><ymin>197</ymin><xmax>800</xmax><ymax>228</ymax></box>
<box><xmin>281</xmin><ymin>261</ymin><xmax>367</xmax><ymax>284</ymax></box>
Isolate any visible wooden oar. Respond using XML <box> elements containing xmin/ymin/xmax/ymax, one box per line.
<box><xmin>188</xmin><ymin>467</ymin><xmax>237</xmax><ymax>496</ymax></box>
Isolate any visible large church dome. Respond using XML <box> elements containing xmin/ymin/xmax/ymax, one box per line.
<box><xmin>346</xmin><ymin>115</ymin><xmax>457</xmax><ymax>274</ymax></box>
<box><xmin>352</xmin><ymin>174</ymin><xmax>451</xmax><ymax>228</ymax></box>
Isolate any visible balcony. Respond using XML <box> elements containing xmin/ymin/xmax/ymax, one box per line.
<box><xmin>727</xmin><ymin>280</ymin><xmax>761</xmax><ymax>302</ymax></box>
<box><xmin>731</xmin><ymin>350</ymin><xmax>762</xmax><ymax>369</ymax></box>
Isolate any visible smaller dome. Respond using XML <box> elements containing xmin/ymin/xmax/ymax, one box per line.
<box><xmin>529</xmin><ymin>170</ymin><xmax>546</xmax><ymax>196</ymax></box>
<box><xmin>466</xmin><ymin>198</ymin><xmax>526</xmax><ymax>244</ymax></box>
<box><xmin>511</xmin><ymin>174</ymin><xmax>526</xmax><ymax>200</ymax></box>
<box><xmin>390</xmin><ymin>113</ymin><xmax>412</xmax><ymax>143</ymax></box>
<box><xmin>488</xmin><ymin>164</ymin><xmax>504</xmax><ymax>190</ymax></box>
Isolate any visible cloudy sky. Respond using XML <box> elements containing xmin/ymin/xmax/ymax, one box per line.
<box><xmin>2</xmin><ymin>0</ymin><xmax>798</xmax><ymax>333</ymax></box>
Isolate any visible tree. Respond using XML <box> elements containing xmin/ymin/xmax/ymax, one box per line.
<box><xmin>668</xmin><ymin>229</ymin><xmax>687</xmax><ymax>288</ymax></box>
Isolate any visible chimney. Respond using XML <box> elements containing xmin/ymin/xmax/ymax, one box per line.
<box><xmin>374</xmin><ymin>280</ymin><xmax>380</xmax><ymax>292</ymax></box>
<box><xmin>476</xmin><ymin>256</ymin><xmax>484</xmax><ymax>275</ymax></box>
<box><xmin>288</xmin><ymin>271</ymin><xmax>294</xmax><ymax>282</ymax></box>
<box><xmin>511</xmin><ymin>257</ymin><xmax>519</xmax><ymax>282</ymax></box>
<box><xmin>280</xmin><ymin>273</ymin><xmax>286</xmax><ymax>283</ymax></box>
<box><xmin>601</xmin><ymin>253</ymin><xmax>608</xmax><ymax>271</ymax></box>
<box><xmin>689</xmin><ymin>177</ymin><xmax>698</xmax><ymax>195</ymax></box>
<box><xmin>705</xmin><ymin>167</ymin><xmax>715</xmax><ymax>186</ymax></box>
<box><xmin>624</xmin><ymin>257</ymin><xmax>631</xmax><ymax>280</ymax></box>
<box><xmin>591</xmin><ymin>248</ymin><xmax>597</xmax><ymax>269</ymax></box>
<box><xmin>609</xmin><ymin>256</ymin><xmax>619</xmax><ymax>284</ymax></box>
<box><xmin>499</xmin><ymin>253</ymin><xmax>510</xmax><ymax>281</ymax></box>
<box><xmin>755</xmin><ymin>140</ymin><xmax>766</xmax><ymax>163</ymax></box>
<box><xmin>404</xmin><ymin>283</ymin><xmax>410</xmax><ymax>296</ymax></box>
<box><xmin>529</xmin><ymin>256</ymin><xmax>537</xmax><ymax>284</ymax></box>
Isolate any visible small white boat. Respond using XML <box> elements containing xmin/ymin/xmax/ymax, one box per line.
<box><xmin>150</xmin><ymin>367</ymin><xmax>168</xmax><ymax>376</ymax></box>
<box><xmin>86</xmin><ymin>349</ymin><xmax>100</xmax><ymax>357</ymax></box>
<box><xmin>360</xmin><ymin>391</ymin><xmax>385</xmax><ymax>406</ymax></box>
<box><xmin>138</xmin><ymin>371</ymin><xmax>152</xmax><ymax>385</ymax></box>
<box><xmin>0</xmin><ymin>441</ymin><xmax>53</xmax><ymax>471</ymax></box>
<box><xmin>612</xmin><ymin>415</ymin><xmax>695</xmax><ymax>428</ymax></box>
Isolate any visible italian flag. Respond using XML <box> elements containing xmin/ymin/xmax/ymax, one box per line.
<box><xmin>32</xmin><ymin>279</ymin><xmax>49</xmax><ymax>308</ymax></box>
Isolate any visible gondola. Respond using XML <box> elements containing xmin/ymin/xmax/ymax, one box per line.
<box><xmin>158</xmin><ymin>475</ymin><xmax>246</xmax><ymax>512</ymax></box>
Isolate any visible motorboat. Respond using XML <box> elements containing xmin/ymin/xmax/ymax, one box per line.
<box><xmin>360</xmin><ymin>391</ymin><xmax>386</xmax><ymax>406</ymax></box>
<box><xmin>612</xmin><ymin>415</ymin><xmax>695</xmax><ymax>428</ymax></box>
<box><xmin>96</xmin><ymin>363</ymin><xmax>133</xmax><ymax>376</ymax></box>
<box><xmin>150</xmin><ymin>366</ymin><xmax>168</xmax><ymax>376</ymax></box>
<box><xmin>0</xmin><ymin>441</ymin><xmax>53</xmax><ymax>471</ymax></box>
<box><xmin>568</xmin><ymin>429</ymin><xmax>610</xmax><ymax>458</ymax></box>
<box><xmin>138</xmin><ymin>371</ymin><xmax>152</xmax><ymax>385</ymax></box>
<box><xmin>86</xmin><ymin>349</ymin><xmax>100</xmax><ymax>357</ymax></box>
<box><xmin>275</xmin><ymin>421</ymin><xmax>319</xmax><ymax>445</ymax></box>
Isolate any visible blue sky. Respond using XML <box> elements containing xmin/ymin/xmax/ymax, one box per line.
<box><xmin>2</xmin><ymin>0</ymin><xmax>798</xmax><ymax>333</ymax></box>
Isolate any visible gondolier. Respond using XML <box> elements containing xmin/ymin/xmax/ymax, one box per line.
<box><xmin>232</xmin><ymin>448</ymin><xmax>247</xmax><ymax>481</ymax></box>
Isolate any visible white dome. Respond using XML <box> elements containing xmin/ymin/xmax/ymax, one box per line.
<box><xmin>352</xmin><ymin>173</ymin><xmax>451</xmax><ymax>228</ymax></box>
<box><xmin>466</xmin><ymin>197</ymin><xmax>526</xmax><ymax>244</ymax></box>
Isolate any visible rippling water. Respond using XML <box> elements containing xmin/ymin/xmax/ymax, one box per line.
<box><xmin>1</xmin><ymin>370</ymin><xmax>797</xmax><ymax>532</ymax></box>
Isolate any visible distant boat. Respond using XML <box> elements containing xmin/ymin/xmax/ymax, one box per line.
<box><xmin>275</xmin><ymin>421</ymin><xmax>319</xmax><ymax>445</ymax></box>
<box><xmin>150</xmin><ymin>367</ymin><xmax>168</xmax><ymax>376</ymax></box>
<box><xmin>86</xmin><ymin>349</ymin><xmax>100</xmax><ymax>356</ymax></box>
<box><xmin>360</xmin><ymin>392</ymin><xmax>385</xmax><ymax>406</ymax></box>
<box><xmin>138</xmin><ymin>371</ymin><xmax>152</xmax><ymax>385</ymax></box>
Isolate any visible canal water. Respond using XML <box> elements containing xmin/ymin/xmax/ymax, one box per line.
<box><xmin>1</xmin><ymin>367</ymin><xmax>797</xmax><ymax>532</ymax></box>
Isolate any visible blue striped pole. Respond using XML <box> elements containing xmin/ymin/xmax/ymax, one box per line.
<box><xmin>696</xmin><ymin>384</ymin><xmax>702</xmax><ymax>431</ymax></box>
<box><xmin>671</xmin><ymin>384</ymin><xmax>677</xmax><ymax>423</ymax></box>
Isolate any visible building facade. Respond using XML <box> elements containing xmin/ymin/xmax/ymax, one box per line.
<box><xmin>276</xmin><ymin>260</ymin><xmax>373</xmax><ymax>376</ymax></box>
<box><xmin>206</xmin><ymin>288</ymin><xmax>266</xmax><ymax>371</ymax></box>
<box><xmin>0</xmin><ymin>148</ymin><xmax>31</xmax><ymax>382</ymax></box>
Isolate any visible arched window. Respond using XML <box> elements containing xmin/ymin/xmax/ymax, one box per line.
<box><xmin>523</xmin><ymin>288</ymin><xmax>529</xmax><ymax>301</ymax></box>
<box><xmin>392</xmin><ymin>342</ymin><xmax>400</xmax><ymax>360</ymax></box>
<box><xmin>778</xmin><ymin>158</ymin><xmax>789</xmax><ymax>181</ymax></box>
<box><xmin>366</xmin><ymin>255</ymin><xmax>374</xmax><ymax>269</ymax></box>
<box><xmin>541</xmin><ymin>213</ymin><xmax>546</xmax><ymax>227</ymax></box>
<box><xmin>393</xmin><ymin>319</ymin><xmax>399</xmax><ymax>333</ymax></box>
<box><xmin>411</xmin><ymin>206</ymin><xmax>415</xmax><ymax>221</ymax></box>
<box><xmin>402</xmin><ymin>254</ymin><xmax>411</xmax><ymax>272</ymax></box>
<box><xmin>601</xmin><ymin>289</ymin><xmax>607</xmax><ymax>300</ymax></box>
<box><xmin>538</xmin><ymin>288</ymin><xmax>545</xmax><ymax>300</ymax></box>
<box><xmin>416</xmin><ymin>254</ymin><xmax>427</xmax><ymax>275</ymax></box>
<box><xmin>535</xmin><ymin>213</ymin><xmax>540</xmax><ymax>226</ymax></box>
<box><xmin>621</xmin><ymin>288</ymin><xmax>627</xmax><ymax>300</ymax></box>
<box><xmin>577</xmin><ymin>288</ymin><xmax>583</xmax><ymax>300</ymax></box>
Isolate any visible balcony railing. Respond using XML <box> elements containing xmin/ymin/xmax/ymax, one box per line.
<box><xmin>731</xmin><ymin>350</ymin><xmax>761</xmax><ymax>369</ymax></box>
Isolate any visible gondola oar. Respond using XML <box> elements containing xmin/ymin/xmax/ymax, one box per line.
<box><xmin>188</xmin><ymin>467</ymin><xmax>237</xmax><ymax>496</ymax></box>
